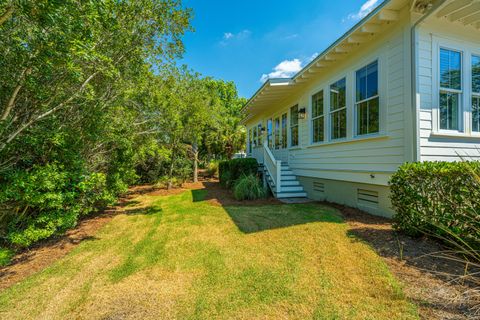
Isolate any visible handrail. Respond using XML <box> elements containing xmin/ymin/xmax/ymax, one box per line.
<box><xmin>262</xmin><ymin>141</ymin><xmax>282</xmax><ymax>193</ymax></box>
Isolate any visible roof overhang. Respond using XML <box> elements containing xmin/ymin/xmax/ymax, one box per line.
<box><xmin>242</xmin><ymin>0</ymin><xmax>410</xmax><ymax>122</ymax></box>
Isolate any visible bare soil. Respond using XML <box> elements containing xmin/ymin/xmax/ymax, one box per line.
<box><xmin>0</xmin><ymin>180</ymin><xmax>478</xmax><ymax>320</ymax></box>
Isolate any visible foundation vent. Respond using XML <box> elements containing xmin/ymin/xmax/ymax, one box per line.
<box><xmin>357</xmin><ymin>189</ymin><xmax>379</xmax><ymax>207</ymax></box>
<box><xmin>313</xmin><ymin>181</ymin><xmax>325</xmax><ymax>194</ymax></box>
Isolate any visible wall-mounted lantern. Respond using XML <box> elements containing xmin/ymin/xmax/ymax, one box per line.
<box><xmin>298</xmin><ymin>107</ymin><xmax>307</xmax><ymax>120</ymax></box>
<box><xmin>260</xmin><ymin>126</ymin><xmax>266</xmax><ymax>134</ymax></box>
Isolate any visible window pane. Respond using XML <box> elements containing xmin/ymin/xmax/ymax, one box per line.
<box><xmin>473</xmin><ymin>96</ymin><xmax>480</xmax><ymax>132</ymax></box>
<box><xmin>368</xmin><ymin>98</ymin><xmax>380</xmax><ymax>134</ymax></box>
<box><xmin>312</xmin><ymin>91</ymin><xmax>323</xmax><ymax>118</ymax></box>
<box><xmin>313</xmin><ymin>116</ymin><xmax>324</xmax><ymax>143</ymax></box>
<box><xmin>331</xmin><ymin>109</ymin><xmax>346</xmax><ymax>139</ymax></box>
<box><xmin>274</xmin><ymin>118</ymin><xmax>280</xmax><ymax>149</ymax></box>
<box><xmin>291</xmin><ymin>126</ymin><xmax>298</xmax><ymax>147</ymax></box>
<box><xmin>439</xmin><ymin>92</ymin><xmax>459</xmax><ymax>130</ymax></box>
<box><xmin>440</xmin><ymin>49</ymin><xmax>461</xmax><ymax>90</ymax></box>
<box><xmin>473</xmin><ymin>55</ymin><xmax>480</xmax><ymax>94</ymax></box>
<box><xmin>366</xmin><ymin>61</ymin><xmax>378</xmax><ymax>98</ymax></box>
<box><xmin>281</xmin><ymin>113</ymin><xmax>287</xmax><ymax>148</ymax></box>
<box><xmin>290</xmin><ymin>105</ymin><xmax>298</xmax><ymax>126</ymax></box>
<box><xmin>267</xmin><ymin>119</ymin><xmax>273</xmax><ymax>148</ymax></box>
<box><xmin>357</xmin><ymin>101</ymin><xmax>368</xmax><ymax>135</ymax></box>
<box><xmin>356</xmin><ymin>66</ymin><xmax>367</xmax><ymax>101</ymax></box>
<box><xmin>330</xmin><ymin>78</ymin><xmax>346</xmax><ymax>111</ymax></box>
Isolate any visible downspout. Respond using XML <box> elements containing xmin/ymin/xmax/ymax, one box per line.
<box><xmin>410</xmin><ymin>0</ymin><xmax>447</xmax><ymax>162</ymax></box>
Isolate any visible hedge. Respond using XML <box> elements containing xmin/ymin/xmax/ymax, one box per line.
<box><xmin>219</xmin><ymin>158</ymin><xmax>258</xmax><ymax>188</ymax></box>
<box><xmin>389</xmin><ymin>161</ymin><xmax>480</xmax><ymax>249</ymax></box>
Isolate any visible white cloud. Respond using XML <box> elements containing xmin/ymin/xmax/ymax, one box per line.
<box><xmin>220</xmin><ymin>30</ymin><xmax>251</xmax><ymax>45</ymax></box>
<box><xmin>260</xmin><ymin>52</ymin><xmax>321</xmax><ymax>83</ymax></box>
<box><xmin>260</xmin><ymin>59</ymin><xmax>302</xmax><ymax>82</ymax></box>
<box><xmin>346</xmin><ymin>0</ymin><xmax>380</xmax><ymax>21</ymax></box>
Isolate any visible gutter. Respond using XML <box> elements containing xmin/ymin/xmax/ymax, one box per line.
<box><xmin>410</xmin><ymin>0</ymin><xmax>447</xmax><ymax>162</ymax></box>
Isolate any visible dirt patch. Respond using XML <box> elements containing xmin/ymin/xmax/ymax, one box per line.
<box><xmin>0</xmin><ymin>183</ymin><xmax>194</xmax><ymax>291</ymax></box>
<box><xmin>330</xmin><ymin>203</ymin><xmax>480</xmax><ymax>320</ymax></box>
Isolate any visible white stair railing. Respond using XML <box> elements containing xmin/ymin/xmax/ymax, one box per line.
<box><xmin>262</xmin><ymin>141</ymin><xmax>282</xmax><ymax>193</ymax></box>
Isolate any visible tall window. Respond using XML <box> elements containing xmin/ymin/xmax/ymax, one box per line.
<box><xmin>281</xmin><ymin>113</ymin><xmax>287</xmax><ymax>148</ymax></box>
<box><xmin>248</xmin><ymin>128</ymin><xmax>252</xmax><ymax>153</ymax></box>
<box><xmin>290</xmin><ymin>105</ymin><xmax>299</xmax><ymax>147</ymax></box>
<box><xmin>267</xmin><ymin>119</ymin><xmax>273</xmax><ymax>148</ymax></box>
<box><xmin>274</xmin><ymin>117</ymin><xmax>280</xmax><ymax>149</ymax></box>
<box><xmin>439</xmin><ymin>49</ymin><xmax>461</xmax><ymax>131</ymax></box>
<box><xmin>472</xmin><ymin>55</ymin><xmax>480</xmax><ymax>132</ymax></box>
<box><xmin>312</xmin><ymin>90</ymin><xmax>324</xmax><ymax>143</ymax></box>
<box><xmin>330</xmin><ymin>78</ymin><xmax>347</xmax><ymax>139</ymax></box>
<box><xmin>356</xmin><ymin>60</ymin><xmax>379</xmax><ymax>135</ymax></box>
<box><xmin>257</xmin><ymin>123</ymin><xmax>263</xmax><ymax>145</ymax></box>
<box><xmin>253</xmin><ymin>126</ymin><xmax>258</xmax><ymax>147</ymax></box>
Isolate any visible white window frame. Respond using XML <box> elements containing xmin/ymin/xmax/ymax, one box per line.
<box><xmin>329</xmin><ymin>77</ymin><xmax>347</xmax><ymax>140</ymax></box>
<box><xmin>471</xmin><ymin>54</ymin><xmax>480</xmax><ymax>133</ymax></box>
<box><xmin>311</xmin><ymin>89</ymin><xmax>325</xmax><ymax>144</ymax></box>
<box><xmin>431</xmin><ymin>36</ymin><xmax>480</xmax><ymax>136</ymax></box>
<box><xmin>438</xmin><ymin>47</ymin><xmax>463</xmax><ymax>132</ymax></box>
<box><xmin>354</xmin><ymin>60</ymin><xmax>380</xmax><ymax>137</ymax></box>
<box><xmin>289</xmin><ymin>105</ymin><xmax>299</xmax><ymax>148</ymax></box>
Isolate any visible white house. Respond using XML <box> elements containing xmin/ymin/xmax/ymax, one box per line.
<box><xmin>243</xmin><ymin>0</ymin><xmax>480</xmax><ymax>217</ymax></box>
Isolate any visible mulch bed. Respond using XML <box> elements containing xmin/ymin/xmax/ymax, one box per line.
<box><xmin>332</xmin><ymin>203</ymin><xmax>480</xmax><ymax>320</ymax></box>
<box><xmin>0</xmin><ymin>180</ymin><xmax>478</xmax><ymax>320</ymax></box>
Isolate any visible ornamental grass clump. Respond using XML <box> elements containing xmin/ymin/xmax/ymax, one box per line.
<box><xmin>233</xmin><ymin>174</ymin><xmax>266</xmax><ymax>201</ymax></box>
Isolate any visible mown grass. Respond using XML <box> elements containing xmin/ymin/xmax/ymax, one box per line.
<box><xmin>0</xmin><ymin>188</ymin><xmax>418</xmax><ymax>319</ymax></box>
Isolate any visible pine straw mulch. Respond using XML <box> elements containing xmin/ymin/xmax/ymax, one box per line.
<box><xmin>0</xmin><ymin>180</ymin><xmax>478</xmax><ymax>320</ymax></box>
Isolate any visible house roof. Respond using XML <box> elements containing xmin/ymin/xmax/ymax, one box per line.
<box><xmin>243</xmin><ymin>0</ymin><xmax>480</xmax><ymax>123</ymax></box>
<box><xmin>242</xmin><ymin>0</ymin><xmax>410</xmax><ymax>122</ymax></box>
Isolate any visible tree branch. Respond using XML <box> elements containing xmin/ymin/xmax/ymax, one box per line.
<box><xmin>1</xmin><ymin>67</ymin><xmax>31</xmax><ymax>121</ymax></box>
<box><xmin>0</xmin><ymin>6</ymin><xmax>13</xmax><ymax>26</ymax></box>
<box><xmin>0</xmin><ymin>71</ymin><xmax>99</xmax><ymax>152</ymax></box>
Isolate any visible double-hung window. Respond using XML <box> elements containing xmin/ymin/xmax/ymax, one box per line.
<box><xmin>253</xmin><ymin>126</ymin><xmax>258</xmax><ymax>147</ymax></box>
<box><xmin>312</xmin><ymin>90</ymin><xmax>324</xmax><ymax>143</ymax></box>
<box><xmin>330</xmin><ymin>78</ymin><xmax>347</xmax><ymax>139</ymax></box>
<box><xmin>257</xmin><ymin>123</ymin><xmax>263</xmax><ymax>145</ymax></box>
<box><xmin>439</xmin><ymin>48</ymin><xmax>462</xmax><ymax>131</ymax></box>
<box><xmin>290</xmin><ymin>105</ymin><xmax>299</xmax><ymax>147</ymax></box>
<box><xmin>267</xmin><ymin>119</ymin><xmax>273</xmax><ymax>148</ymax></box>
<box><xmin>281</xmin><ymin>113</ymin><xmax>287</xmax><ymax>148</ymax></box>
<box><xmin>248</xmin><ymin>128</ymin><xmax>253</xmax><ymax>153</ymax></box>
<box><xmin>274</xmin><ymin>117</ymin><xmax>280</xmax><ymax>149</ymax></box>
<box><xmin>356</xmin><ymin>60</ymin><xmax>379</xmax><ymax>135</ymax></box>
<box><xmin>472</xmin><ymin>55</ymin><xmax>480</xmax><ymax>132</ymax></box>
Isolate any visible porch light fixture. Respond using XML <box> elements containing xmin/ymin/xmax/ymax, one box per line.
<box><xmin>260</xmin><ymin>126</ymin><xmax>266</xmax><ymax>133</ymax></box>
<box><xmin>298</xmin><ymin>107</ymin><xmax>307</xmax><ymax>119</ymax></box>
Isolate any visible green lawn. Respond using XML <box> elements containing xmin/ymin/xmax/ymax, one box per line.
<box><xmin>0</xmin><ymin>186</ymin><xmax>418</xmax><ymax>320</ymax></box>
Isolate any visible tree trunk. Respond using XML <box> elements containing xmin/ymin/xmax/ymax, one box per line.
<box><xmin>192</xmin><ymin>141</ymin><xmax>198</xmax><ymax>183</ymax></box>
<box><xmin>167</xmin><ymin>137</ymin><xmax>177</xmax><ymax>190</ymax></box>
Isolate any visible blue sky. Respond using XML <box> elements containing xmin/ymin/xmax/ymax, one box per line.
<box><xmin>179</xmin><ymin>0</ymin><xmax>384</xmax><ymax>98</ymax></box>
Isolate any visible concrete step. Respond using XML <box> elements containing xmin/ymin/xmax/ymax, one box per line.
<box><xmin>275</xmin><ymin>192</ymin><xmax>308</xmax><ymax>199</ymax></box>
<box><xmin>272</xmin><ymin>186</ymin><xmax>305</xmax><ymax>193</ymax></box>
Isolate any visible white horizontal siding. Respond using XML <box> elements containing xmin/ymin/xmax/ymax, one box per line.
<box><xmin>418</xmin><ymin>21</ymin><xmax>480</xmax><ymax>162</ymax></box>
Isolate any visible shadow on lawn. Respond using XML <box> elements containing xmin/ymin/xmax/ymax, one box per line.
<box><xmin>190</xmin><ymin>182</ymin><xmax>342</xmax><ymax>234</ymax></box>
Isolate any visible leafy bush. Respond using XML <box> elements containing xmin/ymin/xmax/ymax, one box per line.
<box><xmin>206</xmin><ymin>161</ymin><xmax>219</xmax><ymax>178</ymax></box>
<box><xmin>0</xmin><ymin>247</ymin><xmax>14</xmax><ymax>267</ymax></box>
<box><xmin>0</xmin><ymin>164</ymin><xmax>116</xmax><ymax>248</ymax></box>
<box><xmin>389</xmin><ymin>161</ymin><xmax>480</xmax><ymax>250</ymax></box>
<box><xmin>219</xmin><ymin>158</ymin><xmax>258</xmax><ymax>188</ymax></box>
<box><xmin>233</xmin><ymin>175</ymin><xmax>266</xmax><ymax>200</ymax></box>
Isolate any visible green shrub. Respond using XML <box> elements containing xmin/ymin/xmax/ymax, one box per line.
<box><xmin>206</xmin><ymin>161</ymin><xmax>219</xmax><ymax>178</ymax></box>
<box><xmin>389</xmin><ymin>161</ymin><xmax>480</xmax><ymax>249</ymax></box>
<box><xmin>233</xmin><ymin>175</ymin><xmax>266</xmax><ymax>200</ymax></box>
<box><xmin>0</xmin><ymin>247</ymin><xmax>14</xmax><ymax>267</ymax></box>
<box><xmin>219</xmin><ymin>158</ymin><xmax>258</xmax><ymax>188</ymax></box>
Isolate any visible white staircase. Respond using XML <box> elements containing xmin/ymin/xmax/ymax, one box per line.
<box><xmin>260</xmin><ymin>142</ymin><xmax>307</xmax><ymax>199</ymax></box>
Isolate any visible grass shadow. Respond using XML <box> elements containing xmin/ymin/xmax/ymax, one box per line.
<box><xmin>191</xmin><ymin>183</ymin><xmax>342</xmax><ymax>234</ymax></box>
